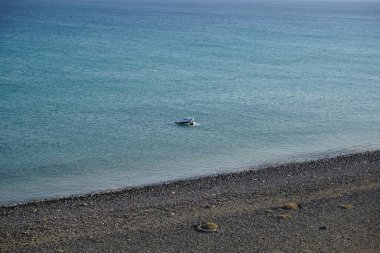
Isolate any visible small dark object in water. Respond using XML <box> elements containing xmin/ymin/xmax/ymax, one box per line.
<box><xmin>175</xmin><ymin>117</ymin><xmax>194</xmax><ymax>125</ymax></box>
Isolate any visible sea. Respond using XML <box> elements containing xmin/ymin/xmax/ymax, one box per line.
<box><xmin>1</xmin><ymin>0</ymin><xmax>380</xmax><ymax>205</ymax></box>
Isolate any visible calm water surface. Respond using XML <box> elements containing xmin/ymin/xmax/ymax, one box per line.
<box><xmin>1</xmin><ymin>0</ymin><xmax>380</xmax><ymax>204</ymax></box>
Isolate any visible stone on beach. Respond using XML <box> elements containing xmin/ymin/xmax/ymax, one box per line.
<box><xmin>280</xmin><ymin>202</ymin><xmax>299</xmax><ymax>210</ymax></box>
<box><xmin>277</xmin><ymin>214</ymin><xmax>292</xmax><ymax>220</ymax></box>
<box><xmin>195</xmin><ymin>222</ymin><xmax>219</xmax><ymax>233</ymax></box>
<box><xmin>341</xmin><ymin>204</ymin><xmax>353</xmax><ymax>209</ymax></box>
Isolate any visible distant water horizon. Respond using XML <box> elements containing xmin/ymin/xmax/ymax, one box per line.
<box><xmin>1</xmin><ymin>0</ymin><xmax>380</xmax><ymax>205</ymax></box>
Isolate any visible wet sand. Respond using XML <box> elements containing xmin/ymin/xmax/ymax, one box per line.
<box><xmin>1</xmin><ymin>151</ymin><xmax>380</xmax><ymax>252</ymax></box>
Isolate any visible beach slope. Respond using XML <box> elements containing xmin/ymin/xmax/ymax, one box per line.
<box><xmin>1</xmin><ymin>151</ymin><xmax>379</xmax><ymax>252</ymax></box>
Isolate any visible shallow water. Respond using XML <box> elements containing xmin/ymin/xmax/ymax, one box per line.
<box><xmin>1</xmin><ymin>0</ymin><xmax>380</xmax><ymax>205</ymax></box>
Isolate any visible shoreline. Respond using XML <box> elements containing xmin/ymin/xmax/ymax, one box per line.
<box><xmin>2</xmin><ymin>148</ymin><xmax>379</xmax><ymax>208</ymax></box>
<box><xmin>1</xmin><ymin>150</ymin><xmax>379</xmax><ymax>252</ymax></box>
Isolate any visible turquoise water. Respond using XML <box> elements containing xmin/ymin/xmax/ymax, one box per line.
<box><xmin>1</xmin><ymin>0</ymin><xmax>380</xmax><ymax>205</ymax></box>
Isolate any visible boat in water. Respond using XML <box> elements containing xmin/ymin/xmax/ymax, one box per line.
<box><xmin>175</xmin><ymin>117</ymin><xmax>194</xmax><ymax>125</ymax></box>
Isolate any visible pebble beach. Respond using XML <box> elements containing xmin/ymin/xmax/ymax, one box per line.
<box><xmin>1</xmin><ymin>150</ymin><xmax>379</xmax><ymax>252</ymax></box>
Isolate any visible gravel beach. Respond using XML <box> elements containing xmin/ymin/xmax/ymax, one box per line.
<box><xmin>1</xmin><ymin>151</ymin><xmax>379</xmax><ymax>252</ymax></box>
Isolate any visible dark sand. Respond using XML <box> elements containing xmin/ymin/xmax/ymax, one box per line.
<box><xmin>1</xmin><ymin>151</ymin><xmax>380</xmax><ymax>253</ymax></box>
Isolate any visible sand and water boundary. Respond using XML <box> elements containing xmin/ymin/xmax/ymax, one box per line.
<box><xmin>1</xmin><ymin>150</ymin><xmax>379</xmax><ymax>252</ymax></box>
